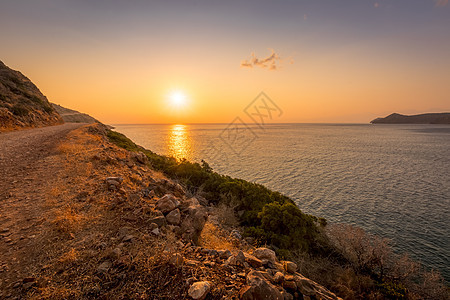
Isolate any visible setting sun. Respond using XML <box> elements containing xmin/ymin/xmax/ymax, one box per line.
<box><xmin>168</xmin><ymin>90</ymin><xmax>187</xmax><ymax>109</ymax></box>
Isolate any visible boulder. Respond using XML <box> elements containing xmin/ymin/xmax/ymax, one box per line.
<box><xmin>166</xmin><ymin>208</ymin><xmax>181</xmax><ymax>225</ymax></box>
<box><xmin>188</xmin><ymin>281</ymin><xmax>211</xmax><ymax>300</ymax></box>
<box><xmin>156</xmin><ymin>194</ymin><xmax>179</xmax><ymax>213</ymax></box>
<box><xmin>294</xmin><ymin>274</ymin><xmax>341</xmax><ymax>300</ymax></box>
<box><xmin>131</xmin><ymin>151</ymin><xmax>148</xmax><ymax>164</ymax></box>
<box><xmin>273</xmin><ymin>272</ymin><xmax>285</xmax><ymax>284</ymax></box>
<box><xmin>283</xmin><ymin>261</ymin><xmax>297</xmax><ymax>274</ymax></box>
<box><xmin>180</xmin><ymin>204</ymin><xmax>208</xmax><ymax>244</ymax></box>
<box><xmin>244</xmin><ymin>253</ymin><xmax>263</xmax><ymax>268</ymax></box>
<box><xmin>240</xmin><ymin>270</ymin><xmax>283</xmax><ymax>300</ymax></box>
<box><xmin>253</xmin><ymin>248</ymin><xmax>277</xmax><ymax>263</ymax></box>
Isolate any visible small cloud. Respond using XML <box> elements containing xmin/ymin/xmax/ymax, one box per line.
<box><xmin>435</xmin><ymin>0</ymin><xmax>449</xmax><ymax>6</ymax></box>
<box><xmin>303</xmin><ymin>14</ymin><xmax>308</xmax><ymax>21</ymax></box>
<box><xmin>240</xmin><ymin>49</ymin><xmax>285</xmax><ymax>71</ymax></box>
<box><xmin>374</xmin><ymin>2</ymin><xmax>379</xmax><ymax>8</ymax></box>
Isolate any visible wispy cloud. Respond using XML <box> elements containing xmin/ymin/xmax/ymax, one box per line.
<box><xmin>240</xmin><ymin>49</ymin><xmax>284</xmax><ymax>71</ymax></box>
<box><xmin>435</xmin><ymin>0</ymin><xmax>449</xmax><ymax>7</ymax></box>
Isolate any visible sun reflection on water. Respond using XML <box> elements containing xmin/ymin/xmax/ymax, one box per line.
<box><xmin>168</xmin><ymin>124</ymin><xmax>191</xmax><ymax>160</ymax></box>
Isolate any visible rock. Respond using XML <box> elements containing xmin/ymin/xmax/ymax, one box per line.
<box><xmin>151</xmin><ymin>228</ymin><xmax>160</xmax><ymax>236</ymax></box>
<box><xmin>122</xmin><ymin>235</ymin><xmax>134</xmax><ymax>243</ymax></box>
<box><xmin>97</xmin><ymin>261</ymin><xmax>112</xmax><ymax>273</ymax></box>
<box><xmin>169</xmin><ymin>253</ymin><xmax>184</xmax><ymax>267</ymax></box>
<box><xmin>294</xmin><ymin>274</ymin><xmax>341</xmax><ymax>300</ymax></box>
<box><xmin>106</xmin><ymin>177</ymin><xmax>123</xmax><ymax>185</ymax></box>
<box><xmin>283</xmin><ymin>261</ymin><xmax>297</xmax><ymax>274</ymax></box>
<box><xmin>149</xmin><ymin>216</ymin><xmax>166</xmax><ymax>227</ymax></box>
<box><xmin>244</xmin><ymin>253</ymin><xmax>263</xmax><ymax>268</ymax></box>
<box><xmin>180</xmin><ymin>205</ymin><xmax>208</xmax><ymax>244</ymax></box>
<box><xmin>224</xmin><ymin>255</ymin><xmax>238</xmax><ymax>266</ymax></box>
<box><xmin>166</xmin><ymin>208</ymin><xmax>181</xmax><ymax>225</ymax></box>
<box><xmin>131</xmin><ymin>151</ymin><xmax>148</xmax><ymax>164</ymax></box>
<box><xmin>282</xmin><ymin>279</ymin><xmax>297</xmax><ymax>291</ymax></box>
<box><xmin>273</xmin><ymin>272</ymin><xmax>285</xmax><ymax>284</ymax></box>
<box><xmin>253</xmin><ymin>248</ymin><xmax>277</xmax><ymax>263</ymax></box>
<box><xmin>236</xmin><ymin>251</ymin><xmax>246</xmax><ymax>265</ymax></box>
<box><xmin>149</xmin><ymin>222</ymin><xmax>158</xmax><ymax>230</ymax></box>
<box><xmin>230</xmin><ymin>229</ymin><xmax>242</xmax><ymax>240</ymax></box>
<box><xmin>218</xmin><ymin>249</ymin><xmax>232</xmax><ymax>259</ymax></box>
<box><xmin>240</xmin><ymin>271</ymin><xmax>283</xmax><ymax>300</ymax></box>
<box><xmin>156</xmin><ymin>194</ymin><xmax>179</xmax><ymax>213</ymax></box>
<box><xmin>188</xmin><ymin>281</ymin><xmax>211</xmax><ymax>300</ymax></box>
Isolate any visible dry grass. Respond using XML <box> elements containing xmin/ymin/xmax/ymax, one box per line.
<box><xmin>198</xmin><ymin>222</ymin><xmax>236</xmax><ymax>250</ymax></box>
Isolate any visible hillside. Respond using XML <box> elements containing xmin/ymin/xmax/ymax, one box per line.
<box><xmin>371</xmin><ymin>113</ymin><xmax>450</xmax><ymax>124</ymax></box>
<box><xmin>0</xmin><ymin>60</ymin><xmax>63</xmax><ymax>131</ymax></box>
<box><xmin>52</xmin><ymin>103</ymin><xmax>101</xmax><ymax>124</ymax></box>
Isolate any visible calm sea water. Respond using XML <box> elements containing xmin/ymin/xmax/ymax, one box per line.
<box><xmin>114</xmin><ymin>123</ymin><xmax>450</xmax><ymax>280</ymax></box>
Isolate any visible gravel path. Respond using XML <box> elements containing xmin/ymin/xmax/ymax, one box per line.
<box><xmin>0</xmin><ymin>123</ymin><xmax>84</xmax><ymax>292</ymax></box>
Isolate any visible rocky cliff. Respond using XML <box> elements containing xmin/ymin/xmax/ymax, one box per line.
<box><xmin>371</xmin><ymin>112</ymin><xmax>450</xmax><ymax>124</ymax></box>
<box><xmin>0</xmin><ymin>60</ymin><xmax>63</xmax><ymax>131</ymax></box>
<box><xmin>52</xmin><ymin>103</ymin><xmax>102</xmax><ymax>124</ymax></box>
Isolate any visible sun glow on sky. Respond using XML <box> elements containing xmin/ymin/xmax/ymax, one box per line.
<box><xmin>168</xmin><ymin>90</ymin><xmax>188</xmax><ymax>109</ymax></box>
<box><xmin>1</xmin><ymin>1</ymin><xmax>449</xmax><ymax>124</ymax></box>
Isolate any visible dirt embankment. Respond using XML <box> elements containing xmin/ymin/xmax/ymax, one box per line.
<box><xmin>0</xmin><ymin>123</ymin><xmax>341</xmax><ymax>300</ymax></box>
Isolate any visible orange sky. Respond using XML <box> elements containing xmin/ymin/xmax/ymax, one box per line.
<box><xmin>1</xmin><ymin>1</ymin><xmax>449</xmax><ymax>124</ymax></box>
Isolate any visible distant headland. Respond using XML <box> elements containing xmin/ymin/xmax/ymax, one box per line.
<box><xmin>371</xmin><ymin>113</ymin><xmax>450</xmax><ymax>124</ymax></box>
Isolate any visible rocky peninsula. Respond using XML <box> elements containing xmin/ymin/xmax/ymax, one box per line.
<box><xmin>371</xmin><ymin>112</ymin><xmax>450</xmax><ymax>124</ymax></box>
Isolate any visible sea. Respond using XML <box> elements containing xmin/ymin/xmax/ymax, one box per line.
<box><xmin>113</xmin><ymin>123</ymin><xmax>450</xmax><ymax>281</ymax></box>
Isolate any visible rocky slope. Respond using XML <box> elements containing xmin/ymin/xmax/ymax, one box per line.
<box><xmin>371</xmin><ymin>112</ymin><xmax>450</xmax><ymax>124</ymax></box>
<box><xmin>52</xmin><ymin>103</ymin><xmax>102</xmax><ymax>124</ymax></box>
<box><xmin>0</xmin><ymin>123</ymin><xmax>341</xmax><ymax>299</ymax></box>
<box><xmin>0</xmin><ymin>60</ymin><xmax>63</xmax><ymax>131</ymax></box>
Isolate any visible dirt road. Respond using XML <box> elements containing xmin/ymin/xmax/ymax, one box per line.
<box><xmin>0</xmin><ymin>123</ymin><xmax>84</xmax><ymax>293</ymax></box>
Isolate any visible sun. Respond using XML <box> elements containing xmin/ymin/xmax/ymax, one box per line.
<box><xmin>169</xmin><ymin>90</ymin><xmax>187</xmax><ymax>108</ymax></box>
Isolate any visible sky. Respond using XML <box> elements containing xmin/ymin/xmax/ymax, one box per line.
<box><xmin>1</xmin><ymin>0</ymin><xmax>449</xmax><ymax>124</ymax></box>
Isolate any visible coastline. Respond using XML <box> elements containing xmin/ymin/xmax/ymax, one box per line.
<box><xmin>1</xmin><ymin>123</ymin><xmax>447</xmax><ymax>299</ymax></box>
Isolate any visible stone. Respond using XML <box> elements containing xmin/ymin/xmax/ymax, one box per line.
<box><xmin>188</xmin><ymin>281</ymin><xmax>211</xmax><ymax>300</ymax></box>
<box><xmin>132</xmin><ymin>151</ymin><xmax>148</xmax><ymax>164</ymax></box>
<box><xmin>169</xmin><ymin>253</ymin><xmax>184</xmax><ymax>267</ymax></box>
<box><xmin>149</xmin><ymin>216</ymin><xmax>166</xmax><ymax>227</ymax></box>
<box><xmin>230</xmin><ymin>229</ymin><xmax>242</xmax><ymax>240</ymax></box>
<box><xmin>97</xmin><ymin>261</ymin><xmax>112</xmax><ymax>273</ymax></box>
<box><xmin>122</xmin><ymin>235</ymin><xmax>134</xmax><ymax>243</ymax></box>
<box><xmin>240</xmin><ymin>271</ymin><xmax>283</xmax><ymax>300</ymax></box>
<box><xmin>236</xmin><ymin>251</ymin><xmax>246</xmax><ymax>265</ymax></box>
<box><xmin>156</xmin><ymin>194</ymin><xmax>179</xmax><ymax>213</ymax></box>
<box><xmin>151</xmin><ymin>228</ymin><xmax>160</xmax><ymax>236</ymax></box>
<box><xmin>166</xmin><ymin>208</ymin><xmax>181</xmax><ymax>225</ymax></box>
<box><xmin>253</xmin><ymin>248</ymin><xmax>277</xmax><ymax>263</ymax></box>
<box><xmin>244</xmin><ymin>253</ymin><xmax>263</xmax><ymax>268</ymax></box>
<box><xmin>273</xmin><ymin>272</ymin><xmax>285</xmax><ymax>284</ymax></box>
<box><xmin>180</xmin><ymin>204</ymin><xmax>208</xmax><ymax>244</ymax></box>
<box><xmin>149</xmin><ymin>222</ymin><xmax>158</xmax><ymax>230</ymax></box>
<box><xmin>282</xmin><ymin>279</ymin><xmax>297</xmax><ymax>291</ymax></box>
<box><xmin>218</xmin><ymin>249</ymin><xmax>232</xmax><ymax>259</ymax></box>
<box><xmin>283</xmin><ymin>261</ymin><xmax>297</xmax><ymax>274</ymax></box>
